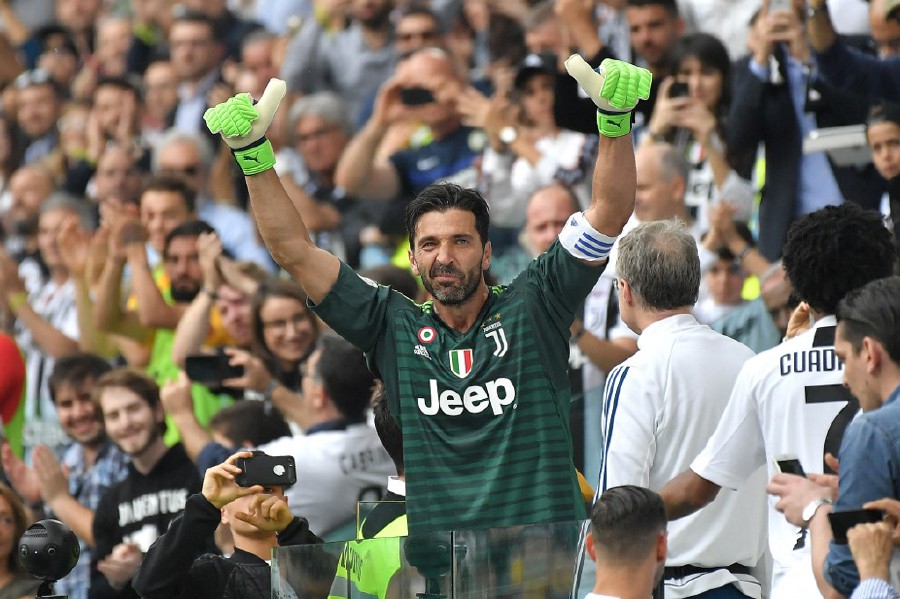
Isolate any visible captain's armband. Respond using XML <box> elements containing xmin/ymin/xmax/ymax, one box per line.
<box><xmin>558</xmin><ymin>212</ymin><xmax>616</xmax><ymax>262</ymax></box>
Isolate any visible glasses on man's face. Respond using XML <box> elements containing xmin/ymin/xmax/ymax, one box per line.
<box><xmin>263</xmin><ymin>313</ymin><xmax>310</xmax><ymax>334</ymax></box>
<box><xmin>295</xmin><ymin>126</ymin><xmax>338</xmax><ymax>145</ymax></box>
<box><xmin>613</xmin><ymin>278</ymin><xmax>621</xmax><ymax>292</ymax></box>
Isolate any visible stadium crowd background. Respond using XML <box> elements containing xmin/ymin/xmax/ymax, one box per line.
<box><xmin>0</xmin><ymin>0</ymin><xmax>898</xmax><ymax>597</ymax></box>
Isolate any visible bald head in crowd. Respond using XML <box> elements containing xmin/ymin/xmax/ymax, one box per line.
<box><xmin>525</xmin><ymin>184</ymin><xmax>580</xmax><ymax>255</ymax></box>
<box><xmin>634</xmin><ymin>142</ymin><xmax>689</xmax><ymax>223</ymax></box>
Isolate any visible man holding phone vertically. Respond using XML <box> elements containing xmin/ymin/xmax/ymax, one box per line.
<box><xmin>766</xmin><ymin>276</ymin><xmax>900</xmax><ymax>598</ymax></box>
<box><xmin>133</xmin><ymin>450</ymin><xmax>322</xmax><ymax>599</ymax></box>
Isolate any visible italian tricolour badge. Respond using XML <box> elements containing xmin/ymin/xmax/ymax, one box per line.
<box><xmin>449</xmin><ymin>349</ymin><xmax>473</xmax><ymax>378</ymax></box>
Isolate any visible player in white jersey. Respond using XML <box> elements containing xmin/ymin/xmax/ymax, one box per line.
<box><xmin>577</xmin><ymin>220</ymin><xmax>765</xmax><ymax>599</ymax></box>
<box><xmin>659</xmin><ymin>204</ymin><xmax>897</xmax><ymax>599</ymax></box>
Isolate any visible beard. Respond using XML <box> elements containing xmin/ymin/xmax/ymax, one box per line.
<box><xmin>421</xmin><ymin>262</ymin><xmax>483</xmax><ymax>305</ymax></box>
<box><xmin>170</xmin><ymin>280</ymin><xmax>201</xmax><ymax>302</ymax></box>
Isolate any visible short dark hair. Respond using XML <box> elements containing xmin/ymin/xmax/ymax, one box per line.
<box><xmin>626</xmin><ymin>0</ymin><xmax>680</xmax><ymax>17</ymax></box>
<box><xmin>171</xmin><ymin>11</ymin><xmax>215</xmax><ymax>37</ymax></box>
<box><xmin>782</xmin><ymin>204</ymin><xmax>895</xmax><ymax>315</ymax></box>
<box><xmin>867</xmin><ymin>102</ymin><xmax>900</xmax><ymax>130</ymax></box>
<box><xmin>163</xmin><ymin>219</ymin><xmax>215</xmax><ymax>257</ymax></box>
<box><xmin>94</xmin><ymin>76</ymin><xmax>141</xmax><ymax>102</ymax></box>
<box><xmin>405</xmin><ymin>184</ymin><xmax>491</xmax><ymax>248</ymax></box>
<box><xmin>209</xmin><ymin>401</ymin><xmax>291</xmax><ymax>447</ymax></box>
<box><xmin>92</xmin><ymin>368</ymin><xmax>166</xmax><ymax>433</ymax></box>
<box><xmin>397</xmin><ymin>5</ymin><xmax>442</xmax><ymax>32</ymax></box>
<box><xmin>49</xmin><ymin>354</ymin><xmax>112</xmax><ymax>404</ymax></box>
<box><xmin>142</xmin><ymin>174</ymin><xmax>197</xmax><ymax>214</ymax></box>
<box><xmin>590</xmin><ymin>485</ymin><xmax>667</xmax><ymax>562</ymax></box>
<box><xmin>357</xmin><ymin>265</ymin><xmax>420</xmax><ymax>300</ymax></box>
<box><xmin>316</xmin><ymin>334</ymin><xmax>374</xmax><ymax>422</ymax></box>
<box><xmin>372</xmin><ymin>381</ymin><xmax>403</xmax><ymax>474</ymax></box>
<box><xmin>837</xmin><ymin>276</ymin><xmax>900</xmax><ymax>363</ymax></box>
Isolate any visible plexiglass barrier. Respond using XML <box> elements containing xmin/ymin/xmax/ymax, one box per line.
<box><xmin>272</xmin><ymin>518</ymin><xmax>589</xmax><ymax>599</ymax></box>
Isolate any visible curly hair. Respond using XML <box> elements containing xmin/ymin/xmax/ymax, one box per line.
<box><xmin>782</xmin><ymin>204</ymin><xmax>895</xmax><ymax>315</ymax></box>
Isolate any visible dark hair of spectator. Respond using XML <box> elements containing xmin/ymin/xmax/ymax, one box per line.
<box><xmin>142</xmin><ymin>173</ymin><xmax>197</xmax><ymax>214</ymax></box>
<box><xmin>627</xmin><ymin>0</ymin><xmax>680</xmax><ymax>17</ymax></box>
<box><xmin>590</xmin><ymin>485</ymin><xmax>667</xmax><ymax>562</ymax></box>
<box><xmin>94</xmin><ymin>75</ymin><xmax>142</xmax><ymax>102</ymax></box>
<box><xmin>372</xmin><ymin>381</ymin><xmax>403</xmax><ymax>474</ymax></box>
<box><xmin>487</xmin><ymin>13</ymin><xmax>526</xmax><ymax>66</ymax></box>
<box><xmin>251</xmin><ymin>278</ymin><xmax>317</xmax><ymax>388</ymax></box>
<box><xmin>49</xmin><ymin>353</ymin><xmax>113</xmax><ymax>404</ymax></box>
<box><xmin>670</xmin><ymin>33</ymin><xmax>732</xmax><ymax>118</ymax></box>
<box><xmin>315</xmin><ymin>334</ymin><xmax>374</xmax><ymax>422</ymax></box>
<box><xmin>358</xmin><ymin>265</ymin><xmax>420</xmax><ymax>300</ymax></box>
<box><xmin>397</xmin><ymin>4</ymin><xmax>443</xmax><ymax>33</ymax></box>
<box><xmin>163</xmin><ymin>220</ymin><xmax>215</xmax><ymax>257</ymax></box>
<box><xmin>782</xmin><ymin>204</ymin><xmax>895</xmax><ymax>315</ymax></box>
<box><xmin>405</xmin><ymin>183</ymin><xmax>491</xmax><ymax>248</ymax></box>
<box><xmin>171</xmin><ymin>10</ymin><xmax>216</xmax><ymax>36</ymax></box>
<box><xmin>209</xmin><ymin>401</ymin><xmax>291</xmax><ymax>447</ymax></box>
<box><xmin>0</xmin><ymin>483</ymin><xmax>30</xmax><ymax>575</ymax></box>
<box><xmin>837</xmin><ymin>276</ymin><xmax>900</xmax><ymax>363</ymax></box>
<box><xmin>867</xmin><ymin>102</ymin><xmax>900</xmax><ymax>130</ymax></box>
<box><xmin>92</xmin><ymin>368</ymin><xmax>166</xmax><ymax>434</ymax></box>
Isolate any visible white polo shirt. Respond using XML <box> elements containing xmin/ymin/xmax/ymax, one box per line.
<box><xmin>692</xmin><ymin>316</ymin><xmax>854</xmax><ymax>598</ymax></box>
<box><xmin>599</xmin><ymin>314</ymin><xmax>765</xmax><ymax>599</ymax></box>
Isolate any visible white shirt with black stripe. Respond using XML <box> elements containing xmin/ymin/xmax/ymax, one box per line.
<box><xmin>692</xmin><ymin>316</ymin><xmax>853</xmax><ymax>599</ymax></box>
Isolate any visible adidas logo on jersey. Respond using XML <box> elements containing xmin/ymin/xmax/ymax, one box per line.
<box><xmin>414</xmin><ymin>344</ymin><xmax>432</xmax><ymax>359</ymax></box>
<box><xmin>417</xmin><ymin>378</ymin><xmax>516</xmax><ymax>416</ymax></box>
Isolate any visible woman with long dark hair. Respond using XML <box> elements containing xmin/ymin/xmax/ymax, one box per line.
<box><xmin>223</xmin><ymin>278</ymin><xmax>319</xmax><ymax>427</ymax></box>
<box><xmin>644</xmin><ymin>33</ymin><xmax>755</xmax><ymax>233</ymax></box>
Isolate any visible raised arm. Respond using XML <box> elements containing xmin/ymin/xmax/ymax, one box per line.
<box><xmin>204</xmin><ymin>81</ymin><xmax>341</xmax><ymax>304</ymax></box>
<box><xmin>566</xmin><ymin>57</ymin><xmax>652</xmax><ymax>238</ymax></box>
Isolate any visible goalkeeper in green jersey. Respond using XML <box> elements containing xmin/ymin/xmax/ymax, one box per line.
<box><xmin>204</xmin><ymin>52</ymin><xmax>651</xmax><ymax>533</ymax></box>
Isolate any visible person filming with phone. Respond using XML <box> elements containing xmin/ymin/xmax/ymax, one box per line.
<box><xmin>132</xmin><ymin>450</ymin><xmax>322</xmax><ymax>599</ymax></box>
<box><xmin>766</xmin><ymin>276</ymin><xmax>900</xmax><ymax>598</ymax></box>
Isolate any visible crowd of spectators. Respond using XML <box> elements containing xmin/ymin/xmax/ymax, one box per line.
<box><xmin>0</xmin><ymin>0</ymin><xmax>897</xmax><ymax>597</ymax></box>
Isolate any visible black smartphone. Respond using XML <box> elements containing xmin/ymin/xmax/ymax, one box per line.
<box><xmin>773</xmin><ymin>456</ymin><xmax>806</xmax><ymax>477</ymax></box>
<box><xmin>400</xmin><ymin>86</ymin><xmax>435</xmax><ymax>106</ymax></box>
<box><xmin>668</xmin><ymin>81</ymin><xmax>690</xmax><ymax>98</ymax></box>
<box><xmin>184</xmin><ymin>354</ymin><xmax>244</xmax><ymax>386</ymax></box>
<box><xmin>828</xmin><ymin>509</ymin><xmax>884</xmax><ymax>544</ymax></box>
<box><xmin>235</xmin><ymin>455</ymin><xmax>297</xmax><ymax>488</ymax></box>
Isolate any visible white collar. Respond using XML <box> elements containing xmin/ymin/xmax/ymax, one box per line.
<box><xmin>387</xmin><ymin>476</ymin><xmax>406</xmax><ymax>496</ymax></box>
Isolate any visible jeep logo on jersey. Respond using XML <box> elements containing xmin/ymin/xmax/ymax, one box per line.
<box><xmin>449</xmin><ymin>349</ymin><xmax>474</xmax><ymax>378</ymax></box>
<box><xmin>417</xmin><ymin>378</ymin><xmax>516</xmax><ymax>416</ymax></box>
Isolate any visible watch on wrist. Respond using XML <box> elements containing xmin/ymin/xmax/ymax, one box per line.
<box><xmin>802</xmin><ymin>497</ymin><xmax>833</xmax><ymax>527</ymax></box>
<box><xmin>499</xmin><ymin>126</ymin><xmax>518</xmax><ymax>145</ymax></box>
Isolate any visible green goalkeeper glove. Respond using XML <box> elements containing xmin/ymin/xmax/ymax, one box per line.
<box><xmin>564</xmin><ymin>56</ymin><xmax>652</xmax><ymax>138</ymax></box>
<box><xmin>203</xmin><ymin>78</ymin><xmax>287</xmax><ymax>175</ymax></box>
